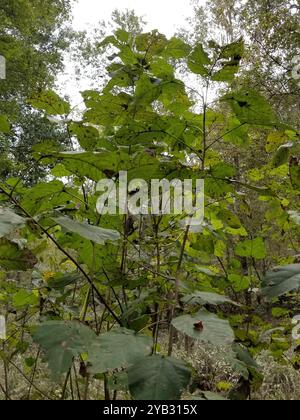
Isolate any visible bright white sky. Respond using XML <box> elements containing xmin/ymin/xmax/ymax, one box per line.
<box><xmin>72</xmin><ymin>0</ymin><xmax>200</xmax><ymax>37</ymax></box>
<box><xmin>59</xmin><ymin>0</ymin><xmax>206</xmax><ymax>106</ymax></box>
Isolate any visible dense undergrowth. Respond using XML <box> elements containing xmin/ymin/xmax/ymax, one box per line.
<box><xmin>1</xmin><ymin>27</ymin><xmax>300</xmax><ymax>400</ymax></box>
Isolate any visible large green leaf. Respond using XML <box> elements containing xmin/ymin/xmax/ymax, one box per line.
<box><xmin>0</xmin><ymin>239</ymin><xmax>37</xmax><ymax>270</ymax></box>
<box><xmin>163</xmin><ymin>37</ymin><xmax>191</xmax><ymax>59</ymax></box>
<box><xmin>262</xmin><ymin>264</ymin><xmax>300</xmax><ymax>299</ymax></box>
<box><xmin>223</xmin><ymin>90</ymin><xmax>277</xmax><ymax>126</ymax></box>
<box><xmin>135</xmin><ymin>74</ymin><xmax>161</xmax><ymax>105</ymax></box>
<box><xmin>217</xmin><ymin>208</ymin><xmax>241</xmax><ymax>229</ymax></box>
<box><xmin>53</xmin><ymin>215</ymin><xmax>120</xmax><ymax>245</ymax></box>
<box><xmin>227</xmin><ymin>343</ymin><xmax>260</xmax><ymax>380</ymax></box>
<box><xmin>12</xmin><ymin>289</ymin><xmax>39</xmax><ymax>308</ymax></box>
<box><xmin>182</xmin><ymin>291</ymin><xmax>238</xmax><ymax>307</ymax></box>
<box><xmin>222</xmin><ymin>117</ymin><xmax>249</xmax><ymax>146</ymax></box>
<box><xmin>128</xmin><ymin>355</ymin><xmax>191</xmax><ymax>400</ymax></box>
<box><xmin>88</xmin><ymin>328</ymin><xmax>152</xmax><ymax>374</ymax></box>
<box><xmin>188</xmin><ymin>44</ymin><xmax>211</xmax><ymax>76</ymax></box>
<box><xmin>211</xmin><ymin>40</ymin><xmax>243</xmax><ymax>82</ymax></box>
<box><xmin>219</xmin><ymin>39</ymin><xmax>244</xmax><ymax>59</ymax></box>
<box><xmin>28</xmin><ymin>90</ymin><xmax>70</xmax><ymax>115</ymax></box>
<box><xmin>33</xmin><ymin>323</ymin><xmax>151</xmax><ymax>380</ymax></box>
<box><xmin>47</xmin><ymin>272</ymin><xmax>82</xmax><ymax>290</ymax></box>
<box><xmin>32</xmin><ymin>321</ymin><xmax>96</xmax><ymax>380</ymax></box>
<box><xmin>44</xmin><ymin>151</ymin><xmax>129</xmax><ymax>181</ymax></box>
<box><xmin>227</xmin><ymin>344</ymin><xmax>263</xmax><ymax>397</ymax></box>
<box><xmin>68</xmin><ymin>122</ymin><xmax>100</xmax><ymax>151</ymax></box>
<box><xmin>20</xmin><ymin>180</ymin><xmax>67</xmax><ymax>214</ymax></box>
<box><xmin>235</xmin><ymin>237</ymin><xmax>266</xmax><ymax>260</ymax></box>
<box><xmin>83</xmin><ymin>91</ymin><xmax>131</xmax><ymax>125</ymax></box>
<box><xmin>135</xmin><ymin>31</ymin><xmax>168</xmax><ymax>56</ymax></box>
<box><xmin>212</xmin><ymin>65</ymin><xmax>238</xmax><ymax>82</ymax></box>
<box><xmin>171</xmin><ymin>311</ymin><xmax>235</xmax><ymax>345</ymax></box>
<box><xmin>0</xmin><ymin>207</ymin><xmax>26</xmax><ymax>237</ymax></box>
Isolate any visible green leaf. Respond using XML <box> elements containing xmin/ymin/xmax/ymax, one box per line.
<box><xmin>47</xmin><ymin>272</ymin><xmax>82</xmax><ymax>290</ymax></box>
<box><xmin>119</xmin><ymin>45</ymin><xmax>138</xmax><ymax>65</ymax></box>
<box><xmin>265</xmin><ymin>132</ymin><xmax>288</xmax><ymax>153</ymax></box>
<box><xmin>99</xmin><ymin>35</ymin><xmax>120</xmax><ymax>49</ymax></box>
<box><xmin>53</xmin><ymin>215</ymin><xmax>120</xmax><ymax>245</ymax></box>
<box><xmin>28</xmin><ymin>90</ymin><xmax>70</xmax><ymax>115</ymax></box>
<box><xmin>271</xmin><ymin>307</ymin><xmax>290</xmax><ymax>318</ymax></box>
<box><xmin>227</xmin><ymin>343</ymin><xmax>261</xmax><ymax>382</ymax></box>
<box><xmin>88</xmin><ymin>328</ymin><xmax>152</xmax><ymax>374</ymax></box>
<box><xmin>115</xmin><ymin>29</ymin><xmax>129</xmax><ymax>43</ymax></box>
<box><xmin>0</xmin><ymin>207</ymin><xmax>26</xmax><ymax>237</ymax></box>
<box><xmin>262</xmin><ymin>264</ymin><xmax>300</xmax><ymax>299</ymax></box>
<box><xmin>182</xmin><ymin>291</ymin><xmax>238</xmax><ymax>306</ymax></box>
<box><xmin>228</xmin><ymin>274</ymin><xmax>251</xmax><ymax>292</ymax></box>
<box><xmin>222</xmin><ymin>118</ymin><xmax>249</xmax><ymax>146</ymax></box>
<box><xmin>68</xmin><ymin>123</ymin><xmax>100</xmax><ymax>151</ymax></box>
<box><xmin>223</xmin><ymin>90</ymin><xmax>277</xmax><ymax>126</ymax></box>
<box><xmin>211</xmin><ymin>162</ymin><xmax>237</xmax><ymax>178</ymax></box>
<box><xmin>150</xmin><ymin>58</ymin><xmax>174</xmax><ymax>79</ymax></box>
<box><xmin>135</xmin><ymin>32</ymin><xmax>168</xmax><ymax>56</ymax></box>
<box><xmin>12</xmin><ymin>289</ymin><xmax>39</xmax><ymax>308</ymax></box>
<box><xmin>218</xmin><ymin>209</ymin><xmax>241</xmax><ymax>229</ymax></box>
<box><xmin>163</xmin><ymin>37</ymin><xmax>191</xmax><ymax>59</ymax></box>
<box><xmin>235</xmin><ymin>237</ymin><xmax>266</xmax><ymax>260</ymax></box>
<box><xmin>83</xmin><ymin>91</ymin><xmax>131</xmax><ymax>125</ymax></box>
<box><xmin>211</xmin><ymin>41</ymin><xmax>243</xmax><ymax>82</ymax></box>
<box><xmin>0</xmin><ymin>239</ymin><xmax>37</xmax><ymax>270</ymax></box>
<box><xmin>212</xmin><ymin>65</ymin><xmax>239</xmax><ymax>82</ymax></box>
<box><xmin>45</xmin><ymin>151</ymin><xmax>129</xmax><ymax>181</ymax></box>
<box><xmin>128</xmin><ymin>355</ymin><xmax>191</xmax><ymax>400</ymax></box>
<box><xmin>20</xmin><ymin>180</ymin><xmax>67</xmax><ymax>214</ymax></box>
<box><xmin>0</xmin><ymin>115</ymin><xmax>11</xmax><ymax>133</ymax></box>
<box><xmin>230</xmin><ymin>180</ymin><xmax>275</xmax><ymax>196</ymax></box>
<box><xmin>32</xmin><ymin>321</ymin><xmax>96</xmax><ymax>380</ymax></box>
<box><xmin>289</xmin><ymin>156</ymin><xmax>300</xmax><ymax>188</ymax></box>
<box><xmin>188</xmin><ymin>44</ymin><xmax>211</xmax><ymax>75</ymax></box>
<box><xmin>194</xmin><ymin>391</ymin><xmax>227</xmax><ymax>400</ymax></box>
<box><xmin>135</xmin><ymin>74</ymin><xmax>161</xmax><ymax>105</ymax></box>
<box><xmin>220</xmin><ymin>39</ymin><xmax>244</xmax><ymax>59</ymax></box>
<box><xmin>272</xmin><ymin>143</ymin><xmax>294</xmax><ymax>167</ymax></box>
<box><xmin>171</xmin><ymin>311</ymin><xmax>235</xmax><ymax>345</ymax></box>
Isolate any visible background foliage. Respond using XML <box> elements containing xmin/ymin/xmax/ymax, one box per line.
<box><xmin>0</xmin><ymin>0</ymin><xmax>300</xmax><ymax>400</ymax></box>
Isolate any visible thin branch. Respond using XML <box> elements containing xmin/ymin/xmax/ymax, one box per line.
<box><xmin>0</xmin><ymin>186</ymin><xmax>122</xmax><ymax>327</ymax></box>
